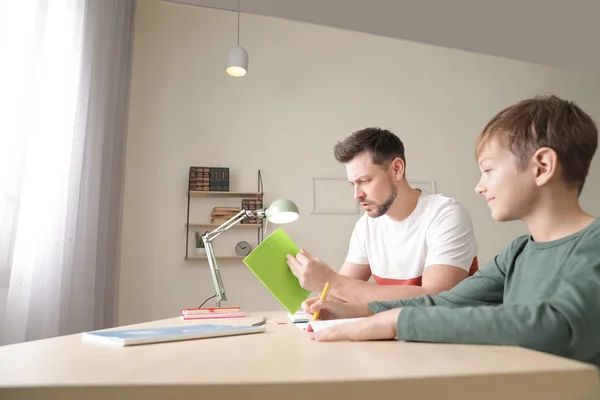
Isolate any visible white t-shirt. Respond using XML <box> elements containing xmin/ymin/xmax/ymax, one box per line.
<box><xmin>345</xmin><ymin>192</ymin><xmax>478</xmax><ymax>285</ymax></box>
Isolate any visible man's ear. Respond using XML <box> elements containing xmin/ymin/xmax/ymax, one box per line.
<box><xmin>390</xmin><ymin>157</ymin><xmax>405</xmax><ymax>181</ymax></box>
<box><xmin>531</xmin><ymin>147</ymin><xmax>558</xmax><ymax>187</ymax></box>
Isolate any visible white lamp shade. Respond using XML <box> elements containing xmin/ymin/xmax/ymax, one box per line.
<box><xmin>226</xmin><ymin>46</ymin><xmax>248</xmax><ymax>77</ymax></box>
<box><xmin>265</xmin><ymin>199</ymin><xmax>300</xmax><ymax>224</ymax></box>
<box><xmin>268</xmin><ymin>211</ymin><xmax>299</xmax><ymax>224</ymax></box>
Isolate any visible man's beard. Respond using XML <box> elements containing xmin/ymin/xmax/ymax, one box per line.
<box><xmin>368</xmin><ymin>184</ymin><xmax>398</xmax><ymax>218</ymax></box>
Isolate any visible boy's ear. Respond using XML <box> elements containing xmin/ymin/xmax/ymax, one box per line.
<box><xmin>531</xmin><ymin>147</ymin><xmax>558</xmax><ymax>187</ymax></box>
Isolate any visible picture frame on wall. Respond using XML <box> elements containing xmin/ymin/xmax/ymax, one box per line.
<box><xmin>309</xmin><ymin>176</ymin><xmax>438</xmax><ymax>216</ymax></box>
<box><xmin>408</xmin><ymin>179</ymin><xmax>437</xmax><ymax>195</ymax></box>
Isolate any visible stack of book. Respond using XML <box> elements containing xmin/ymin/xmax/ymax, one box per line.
<box><xmin>241</xmin><ymin>198</ymin><xmax>263</xmax><ymax>224</ymax></box>
<box><xmin>210</xmin><ymin>206</ymin><xmax>240</xmax><ymax>224</ymax></box>
<box><xmin>189</xmin><ymin>166</ymin><xmax>230</xmax><ymax>192</ymax></box>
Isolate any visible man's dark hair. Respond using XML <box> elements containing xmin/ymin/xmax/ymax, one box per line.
<box><xmin>333</xmin><ymin>127</ymin><xmax>406</xmax><ymax>168</ymax></box>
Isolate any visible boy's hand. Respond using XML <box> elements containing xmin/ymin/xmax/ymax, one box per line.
<box><xmin>286</xmin><ymin>248</ymin><xmax>336</xmax><ymax>292</ymax></box>
<box><xmin>311</xmin><ymin>309</ymin><xmax>402</xmax><ymax>342</ymax></box>
<box><xmin>303</xmin><ymin>298</ymin><xmax>373</xmax><ymax>320</ymax></box>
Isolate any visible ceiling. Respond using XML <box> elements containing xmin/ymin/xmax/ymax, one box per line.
<box><xmin>163</xmin><ymin>0</ymin><xmax>600</xmax><ymax>75</ymax></box>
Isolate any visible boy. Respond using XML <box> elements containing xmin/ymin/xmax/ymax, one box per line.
<box><xmin>302</xmin><ymin>95</ymin><xmax>600</xmax><ymax>367</ymax></box>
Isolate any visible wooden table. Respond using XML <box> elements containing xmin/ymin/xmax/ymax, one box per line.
<box><xmin>0</xmin><ymin>311</ymin><xmax>598</xmax><ymax>400</ymax></box>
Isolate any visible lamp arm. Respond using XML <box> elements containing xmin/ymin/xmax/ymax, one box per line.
<box><xmin>203</xmin><ymin>239</ymin><xmax>225</xmax><ymax>307</ymax></box>
<box><xmin>204</xmin><ymin>209</ymin><xmax>254</xmax><ymax>241</ymax></box>
<box><xmin>201</xmin><ymin>208</ymin><xmax>264</xmax><ymax>307</ymax></box>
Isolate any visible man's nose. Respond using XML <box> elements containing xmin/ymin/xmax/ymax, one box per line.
<box><xmin>354</xmin><ymin>186</ymin><xmax>364</xmax><ymax>200</ymax></box>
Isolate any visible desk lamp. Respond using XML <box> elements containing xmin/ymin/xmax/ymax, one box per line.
<box><xmin>202</xmin><ymin>198</ymin><xmax>300</xmax><ymax>307</ymax></box>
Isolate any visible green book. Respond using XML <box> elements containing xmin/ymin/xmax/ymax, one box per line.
<box><xmin>243</xmin><ymin>228</ymin><xmax>312</xmax><ymax>314</ymax></box>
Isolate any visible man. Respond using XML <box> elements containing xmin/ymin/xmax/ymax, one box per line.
<box><xmin>286</xmin><ymin>127</ymin><xmax>479</xmax><ymax>303</ymax></box>
<box><xmin>303</xmin><ymin>95</ymin><xmax>600</xmax><ymax>368</ymax></box>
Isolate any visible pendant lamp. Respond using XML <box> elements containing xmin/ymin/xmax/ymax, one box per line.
<box><xmin>226</xmin><ymin>0</ymin><xmax>248</xmax><ymax>77</ymax></box>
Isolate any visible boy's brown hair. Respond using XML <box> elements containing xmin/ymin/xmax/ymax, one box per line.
<box><xmin>476</xmin><ymin>95</ymin><xmax>598</xmax><ymax>195</ymax></box>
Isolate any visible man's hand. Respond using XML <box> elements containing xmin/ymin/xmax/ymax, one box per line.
<box><xmin>311</xmin><ymin>309</ymin><xmax>402</xmax><ymax>342</ymax></box>
<box><xmin>303</xmin><ymin>298</ymin><xmax>373</xmax><ymax>320</ymax></box>
<box><xmin>286</xmin><ymin>248</ymin><xmax>336</xmax><ymax>292</ymax></box>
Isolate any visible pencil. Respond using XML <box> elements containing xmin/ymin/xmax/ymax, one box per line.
<box><xmin>312</xmin><ymin>281</ymin><xmax>330</xmax><ymax>321</ymax></box>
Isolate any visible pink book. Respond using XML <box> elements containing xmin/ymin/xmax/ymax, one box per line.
<box><xmin>180</xmin><ymin>306</ymin><xmax>245</xmax><ymax>320</ymax></box>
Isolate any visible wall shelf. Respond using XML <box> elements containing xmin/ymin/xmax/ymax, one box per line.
<box><xmin>189</xmin><ymin>191</ymin><xmax>262</xmax><ymax>198</ymax></box>
<box><xmin>185</xmin><ymin>170</ymin><xmax>264</xmax><ymax>260</ymax></box>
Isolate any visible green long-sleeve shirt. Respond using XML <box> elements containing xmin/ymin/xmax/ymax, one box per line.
<box><xmin>368</xmin><ymin>218</ymin><xmax>600</xmax><ymax>367</ymax></box>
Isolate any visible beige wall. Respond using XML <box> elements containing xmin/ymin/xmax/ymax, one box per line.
<box><xmin>118</xmin><ymin>0</ymin><xmax>600</xmax><ymax>325</ymax></box>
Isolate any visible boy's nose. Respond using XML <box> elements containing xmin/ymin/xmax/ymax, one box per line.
<box><xmin>474</xmin><ymin>181</ymin><xmax>485</xmax><ymax>195</ymax></box>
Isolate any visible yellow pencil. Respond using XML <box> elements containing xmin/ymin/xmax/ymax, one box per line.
<box><xmin>312</xmin><ymin>281</ymin><xmax>330</xmax><ymax>321</ymax></box>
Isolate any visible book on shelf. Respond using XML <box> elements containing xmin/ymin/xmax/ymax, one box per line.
<box><xmin>189</xmin><ymin>166</ymin><xmax>230</xmax><ymax>192</ymax></box>
<box><xmin>241</xmin><ymin>198</ymin><xmax>263</xmax><ymax>224</ymax></box>
<box><xmin>210</xmin><ymin>206</ymin><xmax>240</xmax><ymax>224</ymax></box>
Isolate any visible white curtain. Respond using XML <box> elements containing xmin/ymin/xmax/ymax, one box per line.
<box><xmin>0</xmin><ymin>0</ymin><xmax>135</xmax><ymax>345</ymax></box>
